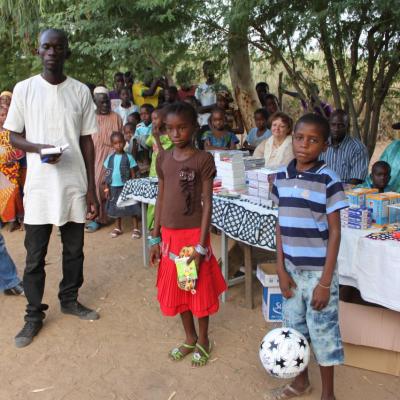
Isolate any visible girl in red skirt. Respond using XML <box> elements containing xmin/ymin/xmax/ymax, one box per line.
<box><xmin>150</xmin><ymin>102</ymin><xmax>227</xmax><ymax>367</ymax></box>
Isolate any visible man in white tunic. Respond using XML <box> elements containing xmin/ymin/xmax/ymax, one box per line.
<box><xmin>4</xmin><ymin>29</ymin><xmax>100</xmax><ymax>348</ymax></box>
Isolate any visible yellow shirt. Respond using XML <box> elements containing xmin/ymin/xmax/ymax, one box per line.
<box><xmin>132</xmin><ymin>82</ymin><xmax>161</xmax><ymax>108</ymax></box>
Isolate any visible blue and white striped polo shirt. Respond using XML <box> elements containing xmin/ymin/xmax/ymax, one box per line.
<box><xmin>319</xmin><ymin>135</ymin><xmax>369</xmax><ymax>182</ymax></box>
<box><xmin>271</xmin><ymin>160</ymin><xmax>348</xmax><ymax>271</ymax></box>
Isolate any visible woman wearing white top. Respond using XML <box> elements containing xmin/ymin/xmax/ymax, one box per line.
<box><xmin>253</xmin><ymin>111</ymin><xmax>294</xmax><ymax>168</ymax></box>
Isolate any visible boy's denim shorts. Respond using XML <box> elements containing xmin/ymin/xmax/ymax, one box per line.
<box><xmin>283</xmin><ymin>263</ymin><xmax>344</xmax><ymax>366</ymax></box>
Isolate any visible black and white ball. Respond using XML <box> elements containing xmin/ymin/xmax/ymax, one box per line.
<box><xmin>259</xmin><ymin>327</ymin><xmax>310</xmax><ymax>379</ymax></box>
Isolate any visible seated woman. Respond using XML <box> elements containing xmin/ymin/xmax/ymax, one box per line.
<box><xmin>243</xmin><ymin>108</ymin><xmax>271</xmax><ymax>152</ymax></box>
<box><xmin>356</xmin><ymin>161</ymin><xmax>394</xmax><ymax>193</ymax></box>
<box><xmin>202</xmin><ymin>108</ymin><xmax>239</xmax><ymax>150</ymax></box>
<box><xmin>253</xmin><ymin>111</ymin><xmax>294</xmax><ymax>168</ymax></box>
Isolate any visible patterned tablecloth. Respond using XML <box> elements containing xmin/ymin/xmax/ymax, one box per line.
<box><xmin>118</xmin><ymin>178</ymin><xmax>278</xmax><ymax>251</ymax></box>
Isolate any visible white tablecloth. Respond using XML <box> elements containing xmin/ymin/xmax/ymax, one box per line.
<box><xmin>338</xmin><ymin>227</ymin><xmax>400</xmax><ymax>311</ymax></box>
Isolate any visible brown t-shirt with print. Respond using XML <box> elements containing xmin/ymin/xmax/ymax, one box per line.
<box><xmin>156</xmin><ymin>149</ymin><xmax>216</xmax><ymax>229</ymax></box>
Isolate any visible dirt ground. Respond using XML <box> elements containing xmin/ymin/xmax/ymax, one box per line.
<box><xmin>1</xmin><ymin>224</ymin><xmax>399</xmax><ymax>400</ymax></box>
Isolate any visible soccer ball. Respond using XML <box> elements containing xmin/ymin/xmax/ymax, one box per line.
<box><xmin>259</xmin><ymin>327</ymin><xmax>310</xmax><ymax>379</ymax></box>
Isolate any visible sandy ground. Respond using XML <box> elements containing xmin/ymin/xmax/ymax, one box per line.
<box><xmin>1</xmin><ymin>224</ymin><xmax>399</xmax><ymax>400</ymax></box>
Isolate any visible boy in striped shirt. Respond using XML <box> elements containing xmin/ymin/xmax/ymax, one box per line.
<box><xmin>270</xmin><ymin>114</ymin><xmax>348</xmax><ymax>400</ymax></box>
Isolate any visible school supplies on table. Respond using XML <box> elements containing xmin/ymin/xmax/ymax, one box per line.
<box><xmin>366</xmin><ymin>192</ymin><xmax>400</xmax><ymax>225</ymax></box>
<box><xmin>345</xmin><ymin>188</ymin><xmax>378</xmax><ymax>208</ymax></box>
<box><xmin>366</xmin><ymin>224</ymin><xmax>400</xmax><ymax>241</ymax></box>
<box><xmin>340</xmin><ymin>207</ymin><xmax>372</xmax><ymax>229</ymax></box>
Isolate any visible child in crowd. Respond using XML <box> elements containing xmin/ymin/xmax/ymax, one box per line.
<box><xmin>202</xmin><ymin>108</ymin><xmax>239</xmax><ymax>150</ymax></box>
<box><xmin>145</xmin><ymin>107</ymin><xmax>174</xmax><ymax>230</ymax></box>
<box><xmin>126</xmin><ymin>112</ymin><xmax>141</xmax><ymax>154</ymax></box>
<box><xmin>270</xmin><ymin>113</ymin><xmax>348</xmax><ymax>400</ymax></box>
<box><xmin>127</xmin><ymin>111</ymin><xmax>141</xmax><ymax>126</ymax></box>
<box><xmin>165</xmin><ymin>86</ymin><xmax>179</xmax><ymax>103</ymax></box>
<box><xmin>132</xmin><ymin>104</ymin><xmax>154</xmax><ymax>174</ymax></box>
<box><xmin>123</xmin><ymin>122</ymin><xmax>135</xmax><ymax>151</ymax></box>
<box><xmin>357</xmin><ymin>161</ymin><xmax>393</xmax><ymax>193</ymax></box>
<box><xmin>216</xmin><ymin>90</ymin><xmax>244</xmax><ymax>136</ymax></box>
<box><xmin>264</xmin><ymin>93</ymin><xmax>280</xmax><ymax>121</ymax></box>
<box><xmin>114</xmin><ymin>87</ymin><xmax>139</xmax><ymax>124</ymax></box>
<box><xmin>145</xmin><ymin>108</ymin><xmax>173</xmax><ymax>179</ymax></box>
<box><xmin>104</xmin><ymin>131</ymin><xmax>141</xmax><ymax>239</ymax></box>
<box><xmin>150</xmin><ymin>102</ymin><xmax>227</xmax><ymax>367</ymax></box>
<box><xmin>109</xmin><ymin>72</ymin><xmax>125</xmax><ymax>110</ymax></box>
<box><xmin>243</xmin><ymin>108</ymin><xmax>271</xmax><ymax>152</ymax></box>
<box><xmin>183</xmin><ymin>96</ymin><xmax>199</xmax><ymax>110</ymax></box>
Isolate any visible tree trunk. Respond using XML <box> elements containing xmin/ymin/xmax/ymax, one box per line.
<box><xmin>227</xmin><ymin>0</ymin><xmax>260</xmax><ymax>133</ymax></box>
<box><xmin>318</xmin><ymin>20</ymin><xmax>342</xmax><ymax>110</ymax></box>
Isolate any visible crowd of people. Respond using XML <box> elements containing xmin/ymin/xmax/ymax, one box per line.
<box><xmin>2</xmin><ymin>52</ymin><xmax>399</xmax><ymax>238</ymax></box>
<box><xmin>1</xmin><ymin>27</ymin><xmax>400</xmax><ymax>400</ymax></box>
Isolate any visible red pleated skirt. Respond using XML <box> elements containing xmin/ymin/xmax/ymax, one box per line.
<box><xmin>157</xmin><ymin>227</ymin><xmax>227</xmax><ymax>318</ymax></box>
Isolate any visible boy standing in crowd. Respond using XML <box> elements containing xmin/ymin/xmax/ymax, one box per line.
<box><xmin>271</xmin><ymin>114</ymin><xmax>348</xmax><ymax>400</ymax></box>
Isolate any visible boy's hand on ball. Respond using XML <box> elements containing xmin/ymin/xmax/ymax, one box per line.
<box><xmin>278</xmin><ymin>271</ymin><xmax>297</xmax><ymax>299</ymax></box>
<box><xmin>311</xmin><ymin>285</ymin><xmax>330</xmax><ymax>311</ymax></box>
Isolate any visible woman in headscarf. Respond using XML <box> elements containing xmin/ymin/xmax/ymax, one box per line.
<box><xmin>0</xmin><ymin>91</ymin><xmax>12</xmax><ymax>110</ymax></box>
<box><xmin>85</xmin><ymin>87</ymin><xmax>123</xmax><ymax>233</ymax></box>
<box><xmin>0</xmin><ymin>100</ymin><xmax>25</xmax><ymax>231</ymax></box>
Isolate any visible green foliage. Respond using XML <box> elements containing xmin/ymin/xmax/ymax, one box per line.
<box><xmin>0</xmin><ymin>0</ymin><xmax>200</xmax><ymax>87</ymax></box>
<box><xmin>1</xmin><ymin>0</ymin><xmax>399</xmax><ymax>152</ymax></box>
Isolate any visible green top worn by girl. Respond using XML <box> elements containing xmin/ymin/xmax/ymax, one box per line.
<box><xmin>145</xmin><ymin>133</ymin><xmax>174</xmax><ymax>177</ymax></box>
<box><xmin>145</xmin><ymin>132</ymin><xmax>174</xmax><ymax>230</ymax></box>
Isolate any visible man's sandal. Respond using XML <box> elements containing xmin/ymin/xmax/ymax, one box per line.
<box><xmin>110</xmin><ymin>228</ymin><xmax>122</xmax><ymax>238</ymax></box>
<box><xmin>265</xmin><ymin>384</ymin><xmax>312</xmax><ymax>400</ymax></box>
<box><xmin>191</xmin><ymin>342</ymin><xmax>212</xmax><ymax>367</ymax></box>
<box><xmin>169</xmin><ymin>343</ymin><xmax>196</xmax><ymax>361</ymax></box>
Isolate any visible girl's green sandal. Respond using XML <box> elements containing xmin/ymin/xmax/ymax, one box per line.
<box><xmin>169</xmin><ymin>343</ymin><xmax>196</xmax><ymax>361</ymax></box>
<box><xmin>191</xmin><ymin>342</ymin><xmax>212</xmax><ymax>367</ymax></box>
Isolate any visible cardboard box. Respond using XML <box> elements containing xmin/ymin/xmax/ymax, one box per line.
<box><xmin>258</xmin><ymin>181</ymin><xmax>270</xmax><ymax>191</ymax></box>
<box><xmin>346</xmin><ymin>188</ymin><xmax>378</xmax><ymax>208</ymax></box>
<box><xmin>366</xmin><ymin>193</ymin><xmax>390</xmax><ymax>225</ymax></box>
<box><xmin>248</xmin><ymin>187</ymin><xmax>259</xmax><ymax>197</ymax></box>
<box><xmin>339</xmin><ymin>301</ymin><xmax>400</xmax><ymax>376</ymax></box>
<box><xmin>343</xmin><ymin>343</ymin><xmax>400</xmax><ymax>377</ymax></box>
<box><xmin>389</xmin><ymin>203</ymin><xmax>400</xmax><ymax>224</ymax></box>
<box><xmin>257</xmin><ymin>263</ymin><xmax>280</xmax><ymax>287</ymax></box>
<box><xmin>246</xmin><ymin>169</ymin><xmax>259</xmax><ymax>181</ymax></box>
<box><xmin>339</xmin><ymin>301</ymin><xmax>400</xmax><ymax>352</ymax></box>
<box><xmin>248</xmin><ymin>179</ymin><xmax>259</xmax><ymax>189</ymax></box>
<box><xmin>384</xmin><ymin>193</ymin><xmax>400</xmax><ymax>223</ymax></box>
<box><xmin>262</xmin><ymin>287</ymin><xmax>283</xmax><ymax>322</ymax></box>
<box><xmin>257</xmin><ymin>263</ymin><xmax>283</xmax><ymax>322</ymax></box>
<box><xmin>258</xmin><ymin>187</ymin><xmax>270</xmax><ymax>199</ymax></box>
